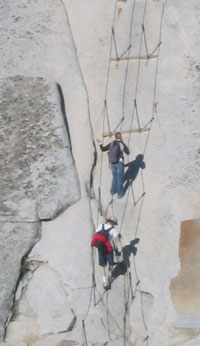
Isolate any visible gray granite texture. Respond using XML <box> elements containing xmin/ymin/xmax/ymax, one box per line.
<box><xmin>0</xmin><ymin>76</ymin><xmax>80</xmax><ymax>222</ymax></box>
<box><xmin>0</xmin><ymin>76</ymin><xmax>80</xmax><ymax>342</ymax></box>
<box><xmin>0</xmin><ymin>222</ymin><xmax>41</xmax><ymax>342</ymax></box>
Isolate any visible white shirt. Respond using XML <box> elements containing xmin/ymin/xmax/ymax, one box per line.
<box><xmin>96</xmin><ymin>223</ymin><xmax>119</xmax><ymax>241</ymax></box>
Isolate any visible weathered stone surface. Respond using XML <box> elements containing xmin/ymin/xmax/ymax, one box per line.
<box><xmin>0</xmin><ymin>0</ymin><xmax>94</xmax><ymax>344</ymax></box>
<box><xmin>29</xmin><ymin>199</ymin><xmax>93</xmax><ymax>288</ymax></box>
<box><xmin>129</xmin><ymin>291</ymin><xmax>154</xmax><ymax>345</ymax></box>
<box><xmin>170</xmin><ymin>219</ymin><xmax>200</xmax><ymax>328</ymax></box>
<box><xmin>0</xmin><ymin>76</ymin><xmax>80</xmax><ymax>222</ymax></box>
<box><xmin>0</xmin><ymin>343</ymin><xmax>27</xmax><ymax>346</ymax></box>
<box><xmin>0</xmin><ymin>222</ymin><xmax>41</xmax><ymax>342</ymax></box>
<box><xmin>0</xmin><ymin>75</ymin><xmax>80</xmax><ymax>342</ymax></box>
<box><xmin>182</xmin><ymin>335</ymin><xmax>200</xmax><ymax>346</ymax></box>
<box><xmin>107</xmin><ymin>341</ymin><xmax>128</xmax><ymax>346</ymax></box>
<box><xmin>33</xmin><ymin>335</ymin><xmax>79</xmax><ymax>346</ymax></box>
<box><xmin>5</xmin><ymin>320</ymin><xmax>39</xmax><ymax>345</ymax></box>
<box><xmin>0</xmin><ymin>0</ymin><xmax>95</xmax><ymax>195</ymax></box>
<box><xmin>1</xmin><ymin>0</ymin><xmax>200</xmax><ymax>346</ymax></box>
<box><xmin>8</xmin><ymin>264</ymin><xmax>75</xmax><ymax>337</ymax></box>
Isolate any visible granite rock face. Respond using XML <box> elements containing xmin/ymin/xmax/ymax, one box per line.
<box><xmin>5</xmin><ymin>264</ymin><xmax>76</xmax><ymax>344</ymax></box>
<box><xmin>1</xmin><ymin>0</ymin><xmax>200</xmax><ymax>345</ymax></box>
<box><xmin>0</xmin><ymin>76</ymin><xmax>80</xmax><ymax>222</ymax></box>
<box><xmin>0</xmin><ymin>76</ymin><xmax>80</xmax><ymax>342</ymax></box>
<box><xmin>23</xmin><ymin>264</ymin><xmax>75</xmax><ymax>336</ymax></box>
<box><xmin>0</xmin><ymin>343</ymin><xmax>27</xmax><ymax>346</ymax></box>
<box><xmin>0</xmin><ymin>222</ymin><xmax>40</xmax><ymax>342</ymax></box>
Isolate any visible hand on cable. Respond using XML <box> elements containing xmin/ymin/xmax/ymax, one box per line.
<box><xmin>96</xmin><ymin>139</ymin><xmax>102</xmax><ymax>146</ymax></box>
<box><xmin>114</xmin><ymin>248</ymin><xmax>121</xmax><ymax>257</ymax></box>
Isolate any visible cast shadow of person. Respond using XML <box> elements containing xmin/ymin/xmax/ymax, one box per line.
<box><xmin>123</xmin><ymin>154</ymin><xmax>146</xmax><ymax>196</ymax></box>
<box><xmin>112</xmin><ymin>238</ymin><xmax>140</xmax><ymax>279</ymax></box>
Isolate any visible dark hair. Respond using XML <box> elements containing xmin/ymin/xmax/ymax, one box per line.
<box><xmin>115</xmin><ymin>132</ymin><xmax>121</xmax><ymax>139</ymax></box>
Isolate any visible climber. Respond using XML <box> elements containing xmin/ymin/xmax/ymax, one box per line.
<box><xmin>91</xmin><ymin>216</ymin><xmax>121</xmax><ymax>289</ymax></box>
<box><xmin>97</xmin><ymin>132</ymin><xmax>130</xmax><ymax>198</ymax></box>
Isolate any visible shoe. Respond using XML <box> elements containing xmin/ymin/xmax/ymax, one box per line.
<box><xmin>103</xmin><ymin>283</ymin><xmax>110</xmax><ymax>290</ymax></box>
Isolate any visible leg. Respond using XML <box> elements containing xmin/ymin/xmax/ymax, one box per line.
<box><xmin>108</xmin><ymin>265</ymin><xmax>113</xmax><ymax>279</ymax></box>
<box><xmin>98</xmin><ymin>250</ymin><xmax>108</xmax><ymax>287</ymax></box>
<box><xmin>110</xmin><ymin>164</ymin><xmax>117</xmax><ymax>195</ymax></box>
<box><xmin>116</xmin><ymin>163</ymin><xmax>124</xmax><ymax>197</ymax></box>
<box><xmin>100</xmin><ymin>266</ymin><xmax>107</xmax><ymax>287</ymax></box>
<box><xmin>100</xmin><ymin>266</ymin><xmax>106</xmax><ymax>277</ymax></box>
<box><xmin>107</xmin><ymin>252</ymin><xmax>114</xmax><ymax>285</ymax></box>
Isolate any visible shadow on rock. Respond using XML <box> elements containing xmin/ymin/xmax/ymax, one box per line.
<box><xmin>112</xmin><ymin>238</ymin><xmax>140</xmax><ymax>279</ymax></box>
<box><xmin>123</xmin><ymin>154</ymin><xmax>146</xmax><ymax>195</ymax></box>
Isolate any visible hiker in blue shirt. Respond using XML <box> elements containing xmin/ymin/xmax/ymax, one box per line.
<box><xmin>97</xmin><ymin>132</ymin><xmax>129</xmax><ymax>198</ymax></box>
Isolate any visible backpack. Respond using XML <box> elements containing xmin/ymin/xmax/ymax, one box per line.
<box><xmin>108</xmin><ymin>141</ymin><xmax>121</xmax><ymax>164</ymax></box>
<box><xmin>91</xmin><ymin>225</ymin><xmax>113</xmax><ymax>253</ymax></box>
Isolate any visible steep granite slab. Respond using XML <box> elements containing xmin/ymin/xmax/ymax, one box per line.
<box><xmin>0</xmin><ymin>76</ymin><xmax>80</xmax><ymax>222</ymax></box>
<box><xmin>5</xmin><ymin>264</ymin><xmax>75</xmax><ymax>343</ymax></box>
<box><xmin>0</xmin><ymin>222</ymin><xmax>41</xmax><ymax>342</ymax></box>
<box><xmin>0</xmin><ymin>76</ymin><xmax>80</xmax><ymax>342</ymax></box>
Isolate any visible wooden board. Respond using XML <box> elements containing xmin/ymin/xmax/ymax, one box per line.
<box><xmin>103</xmin><ymin>127</ymin><xmax>150</xmax><ymax>137</ymax></box>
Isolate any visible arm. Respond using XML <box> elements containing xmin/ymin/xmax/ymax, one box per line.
<box><xmin>114</xmin><ymin>233</ymin><xmax>122</xmax><ymax>242</ymax></box>
<box><xmin>112</xmin><ymin>233</ymin><xmax>122</xmax><ymax>255</ymax></box>
<box><xmin>99</xmin><ymin>143</ymin><xmax>110</xmax><ymax>152</ymax></box>
<box><xmin>110</xmin><ymin>228</ymin><xmax>121</xmax><ymax>243</ymax></box>
<box><xmin>122</xmin><ymin>142</ymin><xmax>130</xmax><ymax>155</ymax></box>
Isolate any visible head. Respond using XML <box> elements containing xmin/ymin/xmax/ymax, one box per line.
<box><xmin>106</xmin><ymin>216</ymin><xmax>118</xmax><ymax>226</ymax></box>
<box><xmin>115</xmin><ymin>132</ymin><xmax>122</xmax><ymax>141</ymax></box>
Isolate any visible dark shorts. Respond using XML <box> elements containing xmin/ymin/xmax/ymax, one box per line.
<box><xmin>98</xmin><ymin>250</ymin><xmax>114</xmax><ymax>267</ymax></box>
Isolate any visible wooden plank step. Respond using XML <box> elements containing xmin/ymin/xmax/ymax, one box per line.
<box><xmin>103</xmin><ymin>127</ymin><xmax>150</xmax><ymax>137</ymax></box>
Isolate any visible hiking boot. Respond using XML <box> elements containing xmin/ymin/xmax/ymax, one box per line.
<box><xmin>104</xmin><ymin>283</ymin><xmax>111</xmax><ymax>290</ymax></box>
<box><xmin>103</xmin><ymin>282</ymin><xmax>110</xmax><ymax>290</ymax></box>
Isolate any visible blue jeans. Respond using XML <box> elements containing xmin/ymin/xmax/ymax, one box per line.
<box><xmin>110</xmin><ymin>162</ymin><xmax>124</xmax><ymax>197</ymax></box>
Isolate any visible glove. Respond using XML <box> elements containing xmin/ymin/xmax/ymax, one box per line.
<box><xmin>114</xmin><ymin>248</ymin><xmax>121</xmax><ymax>257</ymax></box>
<box><xmin>96</xmin><ymin>139</ymin><xmax>102</xmax><ymax>146</ymax></box>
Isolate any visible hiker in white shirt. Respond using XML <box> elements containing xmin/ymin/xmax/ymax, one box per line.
<box><xmin>94</xmin><ymin>216</ymin><xmax>121</xmax><ymax>289</ymax></box>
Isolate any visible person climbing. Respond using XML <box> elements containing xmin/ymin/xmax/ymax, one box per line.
<box><xmin>91</xmin><ymin>216</ymin><xmax>121</xmax><ymax>289</ymax></box>
<box><xmin>97</xmin><ymin>132</ymin><xmax>130</xmax><ymax>198</ymax></box>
